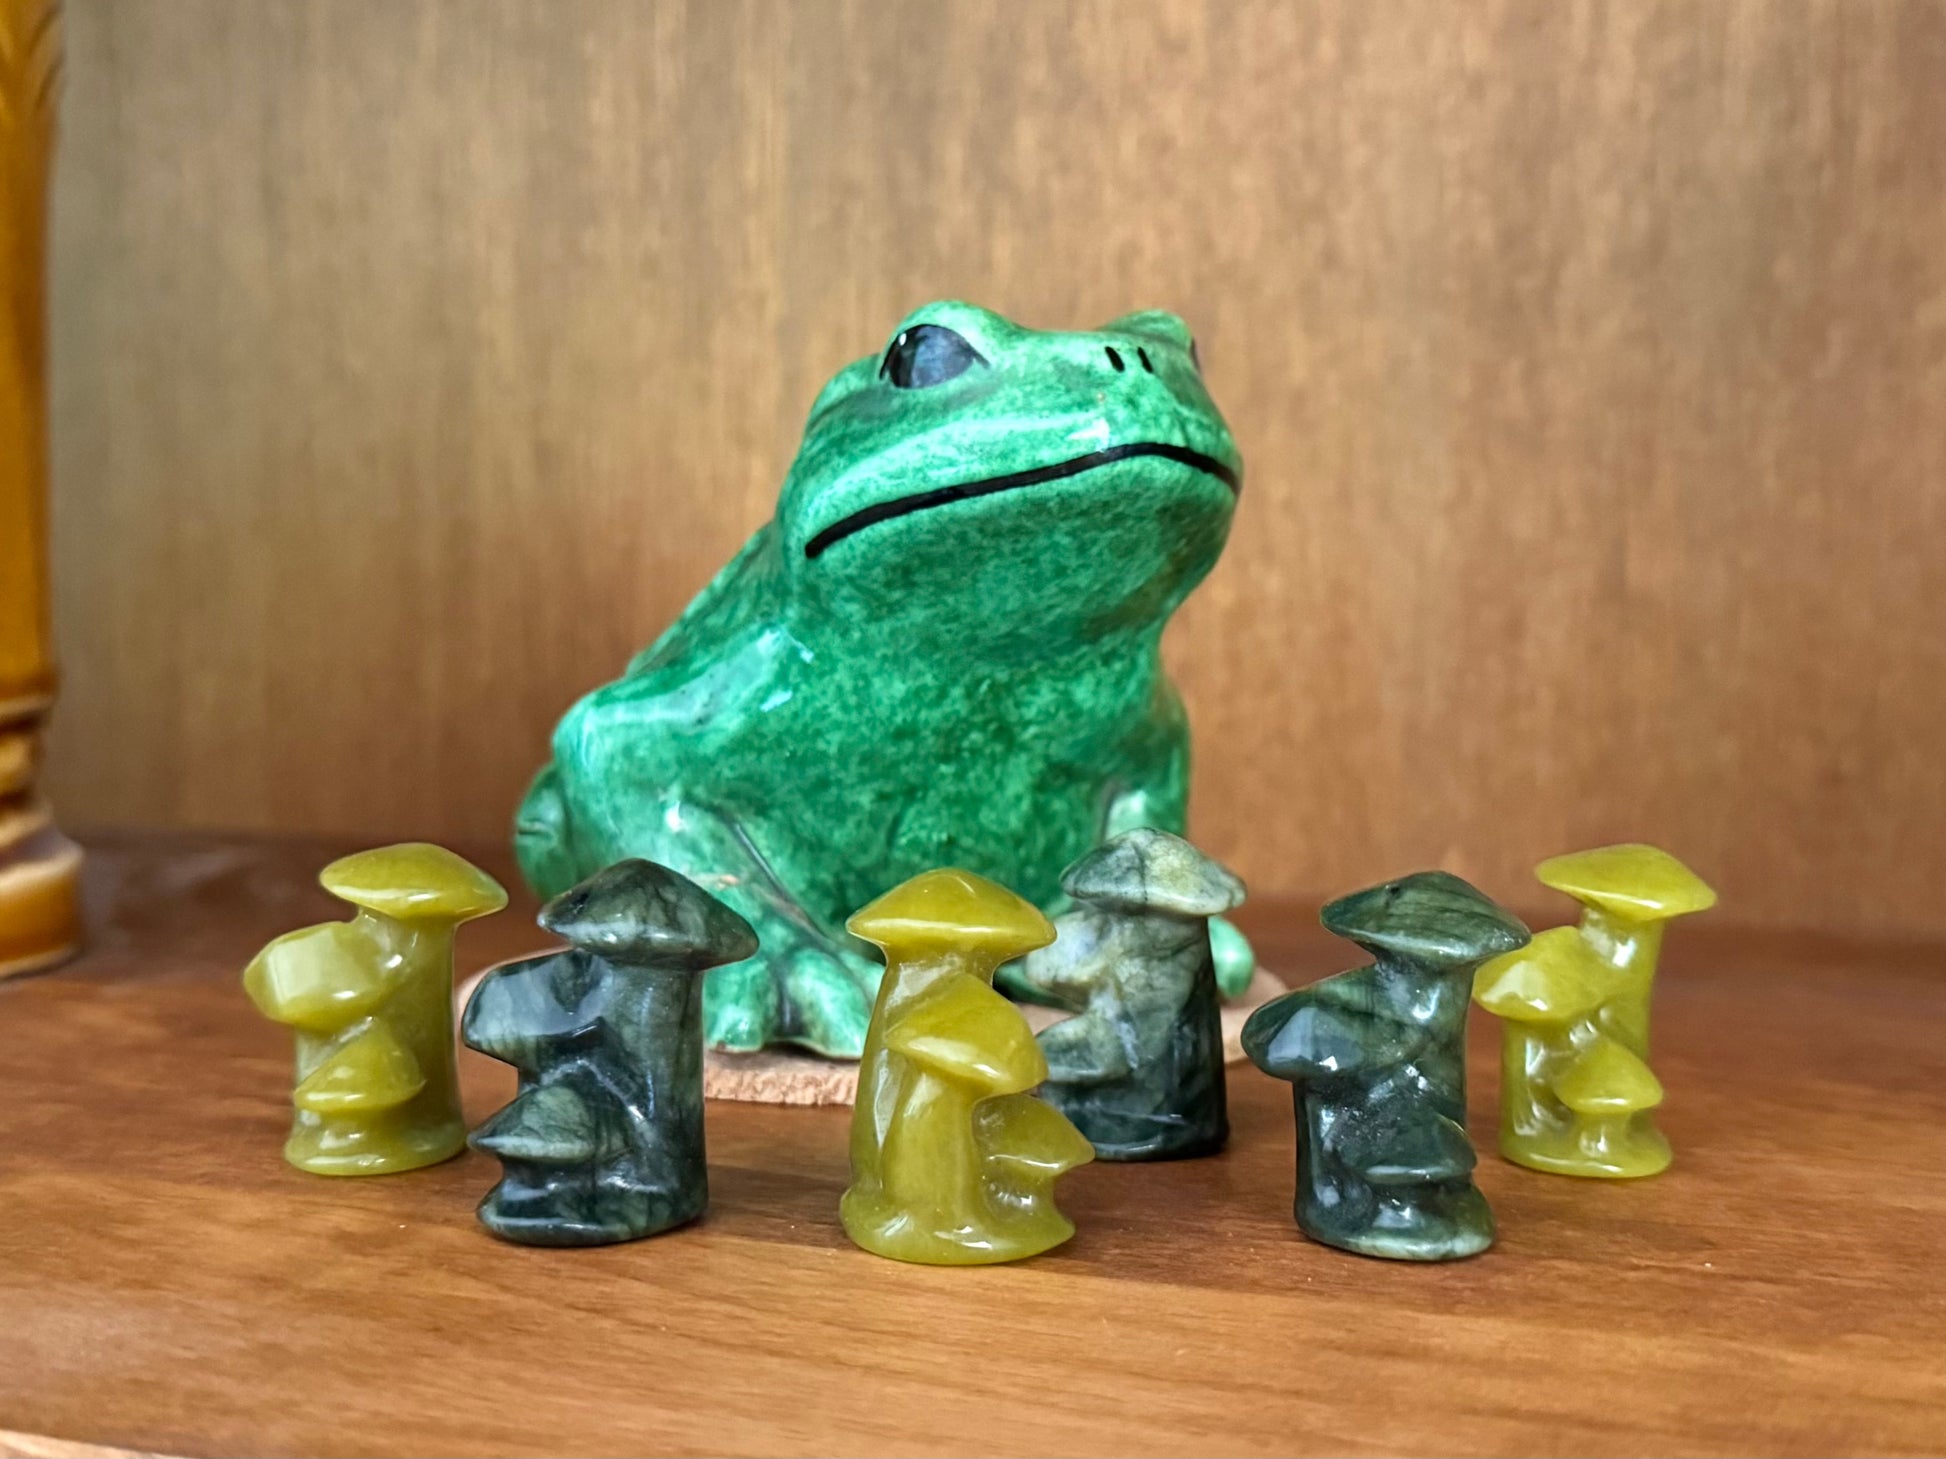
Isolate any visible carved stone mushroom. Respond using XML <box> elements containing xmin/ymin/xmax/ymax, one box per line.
<box><xmin>244</xmin><ymin>844</ymin><xmax>507</xmax><ymax>1175</ymax></box>
<box><xmin>1474</xmin><ymin>843</ymin><xmax>1715</xmax><ymax>1178</ymax></box>
<box><xmin>841</xmin><ymin>868</ymin><xmax>1093</xmax><ymax>1264</ymax></box>
<box><xmin>462</xmin><ymin>858</ymin><xmax>757</xmax><ymax>1245</ymax></box>
<box><xmin>1243</xmin><ymin>871</ymin><xmax>1528</xmax><ymax>1261</ymax></box>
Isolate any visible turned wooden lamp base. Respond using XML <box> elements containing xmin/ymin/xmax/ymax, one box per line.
<box><xmin>0</xmin><ymin>803</ymin><xmax>83</xmax><ymax>980</ymax></box>
<box><xmin>0</xmin><ymin>0</ymin><xmax>70</xmax><ymax>978</ymax></box>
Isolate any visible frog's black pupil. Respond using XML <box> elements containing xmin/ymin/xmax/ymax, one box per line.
<box><xmin>880</xmin><ymin>324</ymin><xmax>985</xmax><ymax>388</ymax></box>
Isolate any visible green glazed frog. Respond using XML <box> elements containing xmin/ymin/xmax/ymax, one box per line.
<box><xmin>517</xmin><ymin>301</ymin><xmax>1248</xmax><ymax>1057</ymax></box>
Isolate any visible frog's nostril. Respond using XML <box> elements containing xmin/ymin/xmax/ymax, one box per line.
<box><xmin>1104</xmin><ymin>346</ymin><xmax>1125</xmax><ymax>372</ymax></box>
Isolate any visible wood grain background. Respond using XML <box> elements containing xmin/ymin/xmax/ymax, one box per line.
<box><xmin>40</xmin><ymin>0</ymin><xmax>1946</xmax><ymax>936</ymax></box>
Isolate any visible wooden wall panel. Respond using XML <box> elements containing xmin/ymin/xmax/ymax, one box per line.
<box><xmin>41</xmin><ymin>0</ymin><xmax>1946</xmax><ymax>936</ymax></box>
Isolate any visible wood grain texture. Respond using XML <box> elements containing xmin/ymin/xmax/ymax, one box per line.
<box><xmin>1</xmin><ymin>830</ymin><xmax>1943</xmax><ymax>1457</ymax></box>
<box><xmin>40</xmin><ymin>1</ymin><xmax>1946</xmax><ymax>935</ymax></box>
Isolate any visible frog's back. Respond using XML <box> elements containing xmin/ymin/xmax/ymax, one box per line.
<box><xmin>622</xmin><ymin>524</ymin><xmax>784</xmax><ymax>689</ymax></box>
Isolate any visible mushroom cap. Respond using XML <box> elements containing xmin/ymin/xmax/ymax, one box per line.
<box><xmin>319</xmin><ymin>843</ymin><xmax>508</xmax><ymax>923</ymax></box>
<box><xmin>292</xmin><ymin>1020</ymin><xmax>426</xmax><ymax>1115</ymax></box>
<box><xmin>1473</xmin><ymin>926</ymin><xmax>1613</xmax><ymax>1023</ymax></box>
<box><xmin>1060</xmin><ymin>827</ymin><xmax>1246</xmax><ymax>918</ymax></box>
<box><xmin>847</xmin><ymin>867</ymin><xmax>1054</xmax><ymax>963</ymax></box>
<box><xmin>539</xmin><ymin>858</ymin><xmax>758</xmax><ymax>971</ymax></box>
<box><xmin>1242</xmin><ymin>991</ymin><xmax>1381</xmax><ymax>1082</ymax></box>
<box><xmin>1536</xmin><ymin>844</ymin><xmax>1717</xmax><ymax>921</ymax></box>
<box><xmin>1321</xmin><ymin>871</ymin><xmax>1530</xmax><ymax>967</ymax></box>
<box><xmin>244</xmin><ymin>922</ymin><xmax>388</xmax><ymax>1032</ymax></box>
<box><xmin>1554</xmin><ymin>1036</ymin><xmax>1664</xmax><ymax>1114</ymax></box>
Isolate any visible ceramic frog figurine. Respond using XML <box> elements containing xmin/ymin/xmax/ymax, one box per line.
<box><xmin>516</xmin><ymin>301</ymin><xmax>1247</xmax><ymax>1058</ymax></box>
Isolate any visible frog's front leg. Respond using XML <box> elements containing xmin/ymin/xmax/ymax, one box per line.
<box><xmin>634</xmin><ymin>803</ymin><xmax>883</xmax><ymax>1059</ymax></box>
<box><xmin>706</xmin><ymin>929</ymin><xmax>881</xmax><ymax>1059</ymax></box>
<box><xmin>710</xmin><ymin>912</ymin><xmax>882</xmax><ymax>1060</ymax></box>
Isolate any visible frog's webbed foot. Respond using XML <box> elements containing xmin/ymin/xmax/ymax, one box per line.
<box><xmin>780</xmin><ymin>940</ymin><xmax>882</xmax><ymax>1059</ymax></box>
<box><xmin>702</xmin><ymin>956</ymin><xmax>778</xmax><ymax>1052</ymax></box>
<box><xmin>704</xmin><ymin>923</ymin><xmax>882</xmax><ymax>1059</ymax></box>
<box><xmin>1210</xmin><ymin>915</ymin><xmax>1256</xmax><ymax>1000</ymax></box>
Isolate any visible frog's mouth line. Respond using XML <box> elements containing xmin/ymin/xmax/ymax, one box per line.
<box><xmin>802</xmin><ymin>442</ymin><xmax>1240</xmax><ymax>560</ymax></box>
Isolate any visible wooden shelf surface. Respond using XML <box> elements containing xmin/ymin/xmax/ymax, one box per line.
<box><xmin>0</xmin><ymin>831</ymin><xmax>1941</xmax><ymax>1458</ymax></box>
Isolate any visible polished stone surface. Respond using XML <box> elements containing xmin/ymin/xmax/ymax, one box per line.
<box><xmin>1243</xmin><ymin>872</ymin><xmax>1527</xmax><ymax>1261</ymax></box>
<box><xmin>462</xmin><ymin>858</ymin><xmax>757</xmax><ymax>1245</ymax></box>
<box><xmin>841</xmin><ymin>867</ymin><xmax>1092</xmax><ymax>1264</ymax></box>
<box><xmin>1020</xmin><ymin>829</ymin><xmax>1245</xmax><ymax>1160</ymax></box>
<box><xmin>515</xmin><ymin>301</ymin><xmax>1247</xmax><ymax>1058</ymax></box>
<box><xmin>242</xmin><ymin>843</ymin><xmax>507</xmax><ymax>1175</ymax></box>
<box><xmin>1475</xmin><ymin>843</ymin><xmax>1716</xmax><ymax>1178</ymax></box>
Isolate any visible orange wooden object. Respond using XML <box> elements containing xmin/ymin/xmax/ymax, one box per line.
<box><xmin>0</xmin><ymin>0</ymin><xmax>78</xmax><ymax>979</ymax></box>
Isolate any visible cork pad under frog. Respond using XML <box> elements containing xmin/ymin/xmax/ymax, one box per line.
<box><xmin>516</xmin><ymin>302</ymin><xmax>1245</xmax><ymax>1058</ymax></box>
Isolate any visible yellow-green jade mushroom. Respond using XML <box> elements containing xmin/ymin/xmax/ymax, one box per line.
<box><xmin>244</xmin><ymin>844</ymin><xmax>507</xmax><ymax>1175</ymax></box>
<box><xmin>841</xmin><ymin>868</ymin><xmax>1094</xmax><ymax>1265</ymax></box>
<box><xmin>1473</xmin><ymin>844</ymin><xmax>1715</xmax><ymax>1178</ymax></box>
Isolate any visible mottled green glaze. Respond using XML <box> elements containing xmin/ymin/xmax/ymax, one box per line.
<box><xmin>1021</xmin><ymin>829</ymin><xmax>1245</xmax><ymax>1161</ymax></box>
<box><xmin>517</xmin><ymin>301</ymin><xmax>1247</xmax><ymax>1058</ymax></box>
<box><xmin>462</xmin><ymin>859</ymin><xmax>757</xmax><ymax>1246</ymax></box>
<box><xmin>1242</xmin><ymin>872</ymin><xmax>1529</xmax><ymax>1262</ymax></box>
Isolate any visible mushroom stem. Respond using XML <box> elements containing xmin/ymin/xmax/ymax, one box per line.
<box><xmin>244</xmin><ymin>845</ymin><xmax>505</xmax><ymax>1176</ymax></box>
<box><xmin>842</xmin><ymin>868</ymin><xmax>1090</xmax><ymax>1264</ymax></box>
<box><xmin>353</xmin><ymin>904</ymin><xmax>462</xmax><ymax>1101</ymax></box>
<box><xmin>1574</xmin><ymin>1109</ymin><xmax>1670</xmax><ymax>1173</ymax></box>
<box><xmin>1579</xmin><ymin>1110</ymin><xmax>1628</xmax><ymax>1160</ymax></box>
<box><xmin>1576</xmin><ymin>908</ymin><xmax>1664</xmax><ymax>1053</ymax></box>
<box><xmin>1499</xmin><ymin>1025</ymin><xmax>1556</xmax><ymax>1142</ymax></box>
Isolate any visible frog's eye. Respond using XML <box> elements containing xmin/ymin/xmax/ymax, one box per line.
<box><xmin>1189</xmin><ymin>338</ymin><xmax>1202</xmax><ymax>372</ymax></box>
<box><xmin>880</xmin><ymin>324</ymin><xmax>986</xmax><ymax>389</ymax></box>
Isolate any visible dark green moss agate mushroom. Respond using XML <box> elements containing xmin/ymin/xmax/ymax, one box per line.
<box><xmin>1019</xmin><ymin>829</ymin><xmax>1245</xmax><ymax>1161</ymax></box>
<box><xmin>1242</xmin><ymin>871</ymin><xmax>1528</xmax><ymax>1261</ymax></box>
<box><xmin>461</xmin><ymin>859</ymin><xmax>758</xmax><ymax>1246</ymax></box>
